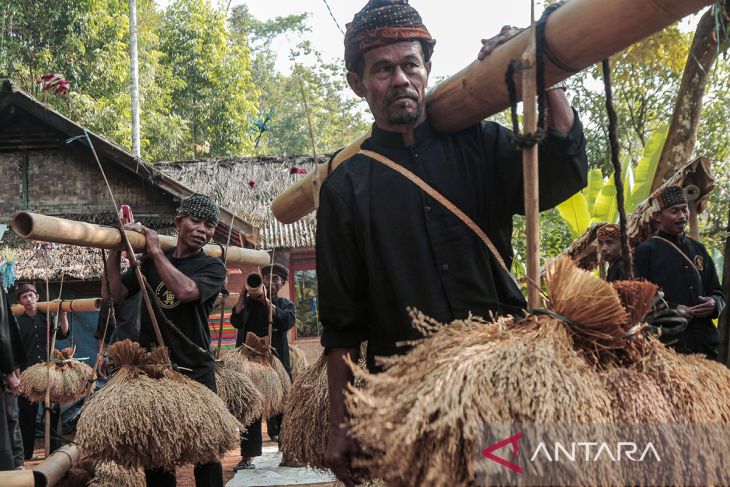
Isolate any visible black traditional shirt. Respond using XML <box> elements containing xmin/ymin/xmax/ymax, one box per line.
<box><xmin>634</xmin><ymin>230</ymin><xmax>725</xmax><ymax>358</ymax></box>
<box><xmin>16</xmin><ymin>311</ymin><xmax>69</xmax><ymax>369</ymax></box>
<box><xmin>317</xmin><ymin>116</ymin><xmax>588</xmax><ymax>371</ymax></box>
<box><xmin>122</xmin><ymin>249</ymin><xmax>226</xmax><ymax>380</ymax></box>
<box><xmin>230</xmin><ymin>296</ymin><xmax>296</xmax><ymax>375</ymax></box>
<box><xmin>606</xmin><ymin>260</ymin><xmax>627</xmax><ymax>283</ymax></box>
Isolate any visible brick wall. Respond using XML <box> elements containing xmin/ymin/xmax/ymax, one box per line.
<box><xmin>0</xmin><ymin>148</ymin><xmax>176</xmax><ymax>219</ymax></box>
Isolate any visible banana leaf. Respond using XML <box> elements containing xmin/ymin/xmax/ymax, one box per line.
<box><xmin>581</xmin><ymin>168</ymin><xmax>604</xmax><ymax>214</ymax></box>
<box><xmin>590</xmin><ymin>154</ymin><xmax>634</xmax><ymax>224</ymax></box>
<box><xmin>557</xmin><ymin>191</ymin><xmax>592</xmax><ymax>238</ymax></box>
<box><xmin>631</xmin><ymin>125</ymin><xmax>668</xmax><ymax>207</ymax></box>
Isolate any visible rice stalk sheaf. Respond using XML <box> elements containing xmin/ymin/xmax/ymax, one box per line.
<box><xmin>220</xmin><ymin>346</ymin><xmax>291</xmax><ymax>417</ymax></box>
<box><xmin>76</xmin><ymin>340</ymin><xmax>240</xmax><ymax>470</ymax></box>
<box><xmin>20</xmin><ymin>347</ymin><xmax>93</xmax><ymax>404</ymax></box>
<box><xmin>341</xmin><ymin>256</ymin><xmax>730</xmax><ymax>487</ymax></box>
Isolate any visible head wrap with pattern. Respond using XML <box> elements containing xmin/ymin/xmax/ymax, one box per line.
<box><xmin>177</xmin><ymin>193</ymin><xmax>220</xmax><ymax>227</ymax></box>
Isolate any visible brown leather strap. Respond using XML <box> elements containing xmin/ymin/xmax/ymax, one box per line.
<box><xmin>652</xmin><ymin>236</ymin><xmax>704</xmax><ymax>283</ymax></box>
<box><xmin>360</xmin><ymin>149</ymin><xmax>512</xmax><ymax>276</ymax></box>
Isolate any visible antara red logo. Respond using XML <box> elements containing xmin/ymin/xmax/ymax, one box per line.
<box><xmin>481</xmin><ymin>432</ymin><xmax>524</xmax><ymax>474</ymax></box>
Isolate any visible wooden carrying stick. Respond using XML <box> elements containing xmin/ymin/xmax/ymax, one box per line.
<box><xmin>12</xmin><ymin>212</ymin><xmax>270</xmax><ymax>266</ymax></box>
<box><xmin>11</xmin><ymin>298</ymin><xmax>102</xmax><ymax>315</ymax></box>
<box><xmin>271</xmin><ymin>0</ymin><xmax>713</xmax><ymax>224</ymax></box>
<box><xmin>521</xmin><ymin>19</ymin><xmax>540</xmax><ymax>309</ymax></box>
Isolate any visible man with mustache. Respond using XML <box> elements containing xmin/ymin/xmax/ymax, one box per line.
<box><xmin>106</xmin><ymin>193</ymin><xmax>227</xmax><ymax>487</ymax></box>
<box><xmin>315</xmin><ymin>1</ymin><xmax>588</xmax><ymax>484</ymax></box>
<box><xmin>634</xmin><ymin>185</ymin><xmax>725</xmax><ymax>360</ymax></box>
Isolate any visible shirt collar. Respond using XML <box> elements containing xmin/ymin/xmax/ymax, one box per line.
<box><xmin>369</xmin><ymin>119</ymin><xmax>436</xmax><ymax>149</ymax></box>
<box><xmin>657</xmin><ymin>229</ymin><xmax>684</xmax><ymax>244</ymax></box>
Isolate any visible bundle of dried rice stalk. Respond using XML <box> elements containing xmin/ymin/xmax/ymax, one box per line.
<box><xmin>289</xmin><ymin>344</ymin><xmax>309</xmax><ymax>380</ymax></box>
<box><xmin>89</xmin><ymin>461</ymin><xmax>145</xmax><ymax>487</ymax></box>
<box><xmin>611</xmin><ymin>280</ymin><xmax>658</xmax><ymax>326</ymax></box>
<box><xmin>600</xmin><ymin>367</ymin><xmax>678</xmax><ymax>423</ymax></box>
<box><xmin>20</xmin><ymin>347</ymin><xmax>93</xmax><ymax>404</ymax></box>
<box><xmin>221</xmin><ymin>346</ymin><xmax>291</xmax><ymax>417</ymax></box>
<box><xmin>346</xmin><ymin>312</ymin><xmax>617</xmax><ymax>487</ymax></box>
<box><xmin>546</xmin><ymin>255</ymin><xmax>633</xmax><ymax>364</ymax></box>
<box><xmin>280</xmin><ymin>353</ymin><xmax>329</xmax><ymax>469</ymax></box>
<box><xmin>637</xmin><ymin>338</ymin><xmax>730</xmax><ymax>423</ymax></box>
<box><xmin>215</xmin><ymin>362</ymin><xmax>264</xmax><ymax>426</ymax></box>
<box><xmin>76</xmin><ymin>340</ymin><xmax>240</xmax><ymax>470</ymax></box>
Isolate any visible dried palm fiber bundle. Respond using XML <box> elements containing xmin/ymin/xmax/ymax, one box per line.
<box><xmin>611</xmin><ymin>280</ymin><xmax>658</xmax><ymax>326</ymax></box>
<box><xmin>76</xmin><ymin>340</ymin><xmax>240</xmax><ymax>470</ymax></box>
<box><xmin>215</xmin><ymin>361</ymin><xmax>264</xmax><ymax>426</ymax></box>
<box><xmin>346</xmin><ymin>308</ymin><xmax>620</xmax><ymax>487</ymax></box>
<box><xmin>89</xmin><ymin>461</ymin><xmax>145</xmax><ymax>487</ymax></box>
<box><xmin>20</xmin><ymin>346</ymin><xmax>93</xmax><ymax>404</ymax></box>
<box><xmin>221</xmin><ymin>345</ymin><xmax>291</xmax><ymax>417</ymax></box>
<box><xmin>280</xmin><ymin>342</ymin><xmax>369</xmax><ymax>469</ymax></box>
<box><xmin>289</xmin><ymin>343</ymin><xmax>309</xmax><ymax>380</ymax></box>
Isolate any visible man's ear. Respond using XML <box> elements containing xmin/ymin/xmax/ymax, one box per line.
<box><xmin>425</xmin><ymin>60</ymin><xmax>432</xmax><ymax>75</ymax></box>
<box><xmin>347</xmin><ymin>71</ymin><xmax>366</xmax><ymax>98</ymax></box>
<box><xmin>175</xmin><ymin>215</ymin><xmax>183</xmax><ymax>230</ymax></box>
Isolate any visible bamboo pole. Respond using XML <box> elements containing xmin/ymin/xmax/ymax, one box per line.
<box><xmin>521</xmin><ymin>17</ymin><xmax>540</xmax><ymax>309</ymax></box>
<box><xmin>12</xmin><ymin>212</ymin><xmax>270</xmax><ymax>266</ymax></box>
<box><xmin>11</xmin><ymin>298</ymin><xmax>102</xmax><ymax>315</ymax></box>
<box><xmin>271</xmin><ymin>0</ymin><xmax>713</xmax><ymax>224</ymax></box>
<box><xmin>34</xmin><ymin>444</ymin><xmax>79</xmax><ymax>486</ymax></box>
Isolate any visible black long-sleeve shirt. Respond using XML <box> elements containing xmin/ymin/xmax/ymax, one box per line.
<box><xmin>316</xmin><ymin>116</ymin><xmax>588</xmax><ymax>371</ymax></box>
<box><xmin>1</xmin><ymin>286</ymin><xmax>25</xmax><ymax>374</ymax></box>
<box><xmin>230</xmin><ymin>296</ymin><xmax>296</xmax><ymax>375</ymax></box>
<box><xmin>634</xmin><ymin>230</ymin><xmax>725</xmax><ymax>357</ymax></box>
<box><xmin>16</xmin><ymin>311</ymin><xmax>69</xmax><ymax>369</ymax></box>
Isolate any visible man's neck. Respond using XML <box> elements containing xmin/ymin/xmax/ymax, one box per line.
<box><xmin>24</xmin><ymin>307</ymin><xmax>37</xmax><ymax>317</ymax></box>
<box><xmin>658</xmin><ymin>229</ymin><xmax>683</xmax><ymax>240</ymax></box>
<box><xmin>375</xmin><ymin>114</ymin><xmax>427</xmax><ymax>146</ymax></box>
<box><xmin>172</xmin><ymin>244</ymin><xmax>199</xmax><ymax>259</ymax></box>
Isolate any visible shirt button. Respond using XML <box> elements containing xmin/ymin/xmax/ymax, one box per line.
<box><xmin>442</xmin><ymin>264</ymin><xmax>449</xmax><ymax>271</ymax></box>
<box><xmin>425</xmin><ymin>206</ymin><xmax>431</xmax><ymax>212</ymax></box>
<box><xmin>689</xmin><ymin>286</ymin><xmax>694</xmax><ymax>291</ymax></box>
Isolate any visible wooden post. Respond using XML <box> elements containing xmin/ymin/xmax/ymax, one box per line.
<box><xmin>522</xmin><ymin>15</ymin><xmax>541</xmax><ymax>309</ymax></box>
<box><xmin>688</xmin><ymin>200</ymin><xmax>700</xmax><ymax>241</ymax></box>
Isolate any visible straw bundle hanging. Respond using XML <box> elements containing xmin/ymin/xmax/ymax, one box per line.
<box><xmin>20</xmin><ymin>347</ymin><xmax>93</xmax><ymax>404</ymax></box>
<box><xmin>346</xmin><ymin>311</ymin><xmax>617</xmax><ymax>487</ymax></box>
<box><xmin>221</xmin><ymin>346</ymin><xmax>291</xmax><ymax>417</ymax></box>
<box><xmin>76</xmin><ymin>340</ymin><xmax>240</xmax><ymax>470</ymax></box>
<box><xmin>289</xmin><ymin>344</ymin><xmax>309</xmax><ymax>380</ymax></box>
<box><xmin>215</xmin><ymin>362</ymin><xmax>265</xmax><ymax>426</ymax></box>
<box><xmin>89</xmin><ymin>461</ymin><xmax>145</xmax><ymax>487</ymax></box>
<box><xmin>280</xmin><ymin>353</ymin><xmax>329</xmax><ymax>469</ymax></box>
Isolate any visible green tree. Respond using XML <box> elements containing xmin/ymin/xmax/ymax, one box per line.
<box><xmin>158</xmin><ymin>0</ymin><xmax>258</xmax><ymax>158</ymax></box>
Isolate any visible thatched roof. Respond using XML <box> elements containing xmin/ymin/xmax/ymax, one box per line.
<box><xmin>158</xmin><ymin>156</ymin><xmax>325</xmax><ymax>250</ymax></box>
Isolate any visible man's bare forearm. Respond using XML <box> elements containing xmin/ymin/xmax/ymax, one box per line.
<box><xmin>149</xmin><ymin>251</ymin><xmax>200</xmax><ymax>302</ymax></box>
<box><xmin>106</xmin><ymin>250</ymin><xmax>128</xmax><ymax>303</ymax></box>
<box><xmin>545</xmin><ymin>88</ymin><xmax>575</xmax><ymax>135</ymax></box>
<box><xmin>327</xmin><ymin>346</ymin><xmax>360</xmax><ymax>431</ymax></box>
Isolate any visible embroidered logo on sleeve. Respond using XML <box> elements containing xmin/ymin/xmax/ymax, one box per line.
<box><xmin>155</xmin><ymin>282</ymin><xmax>180</xmax><ymax>309</ymax></box>
<box><xmin>693</xmin><ymin>255</ymin><xmax>704</xmax><ymax>272</ymax></box>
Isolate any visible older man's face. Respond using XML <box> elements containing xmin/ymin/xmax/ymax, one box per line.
<box><xmin>347</xmin><ymin>41</ymin><xmax>430</xmax><ymax>131</ymax></box>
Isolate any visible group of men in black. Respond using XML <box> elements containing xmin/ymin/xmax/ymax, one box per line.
<box><xmin>1</xmin><ymin>0</ymin><xmax>726</xmax><ymax>485</ymax></box>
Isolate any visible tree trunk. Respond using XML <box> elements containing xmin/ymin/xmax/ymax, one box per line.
<box><xmin>651</xmin><ymin>3</ymin><xmax>729</xmax><ymax>190</ymax></box>
<box><xmin>129</xmin><ymin>0</ymin><xmax>141</xmax><ymax>158</ymax></box>
<box><xmin>719</xmin><ymin>207</ymin><xmax>730</xmax><ymax>365</ymax></box>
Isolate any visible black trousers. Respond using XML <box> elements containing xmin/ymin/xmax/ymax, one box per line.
<box><xmin>240</xmin><ymin>416</ymin><xmax>262</xmax><ymax>458</ymax></box>
<box><xmin>17</xmin><ymin>396</ymin><xmax>61</xmax><ymax>459</ymax></box>
<box><xmin>145</xmin><ymin>370</ymin><xmax>223</xmax><ymax>487</ymax></box>
<box><xmin>0</xmin><ymin>388</ymin><xmax>13</xmax><ymax>471</ymax></box>
<box><xmin>3</xmin><ymin>391</ymin><xmax>23</xmax><ymax>467</ymax></box>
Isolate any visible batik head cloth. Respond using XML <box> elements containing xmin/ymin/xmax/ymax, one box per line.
<box><xmin>177</xmin><ymin>193</ymin><xmax>220</xmax><ymax>226</ymax></box>
<box><xmin>344</xmin><ymin>0</ymin><xmax>436</xmax><ymax>72</ymax></box>
<box><xmin>650</xmin><ymin>185</ymin><xmax>687</xmax><ymax>213</ymax></box>
<box><xmin>596</xmin><ymin>224</ymin><xmax>621</xmax><ymax>242</ymax></box>
<box><xmin>16</xmin><ymin>283</ymin><xmax>39</xmax><ymax>299</ymax></box>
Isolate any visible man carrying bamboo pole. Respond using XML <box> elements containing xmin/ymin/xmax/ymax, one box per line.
<box><xmin>316</xmin><ymin>1</ymin><xmax>588</xmax><ymax>484</ymax></box>
<box><xmin>14</xmin><ymin>283</ymin><xmax>68</xmax><ymax>461</ymax></box>
<box><xmin>106</xmin><ymin>193</ymin><xmax>227</xmax><ymax>487</ymax></box>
